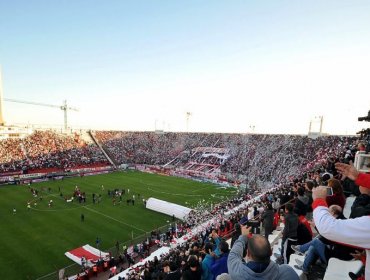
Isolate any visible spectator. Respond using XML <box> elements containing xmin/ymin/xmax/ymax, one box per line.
<box><xmin>272</xmin><ymin>197</ymin><xmax>280</xmax><ymax>211</ymax></box>
<box><xmin>281</xmin><ymin>203</ymin><xmax>298</xmax><ymax>264</ymax></box>
<box><xmin>350</xmin><ymin>183</ymin><xmax>370</xmax><ymax>218</ymax></box>
<box><xmin>262</xmin><ymin>203</ymin><xmax>274</xmax><ymax>239</ymax></box>
<box><xmin>182</xmin><ymin>255</ymin><xmax>202</xmax><ymax>280</ymax></box>
<box><xmin>163</xmin><ymin>261</ymin><xmax>181</xmax><ymax>280</ymax></box>
<box><xmin>211</xmin><ymin>240</ymin><xmax>229</xmax><ymax>279</ymax></box>
<box><xmin>294</xmin><ymin>187</ymin><xmax>309</xmax><ymax>216</ymax></box>
<box><xmin>202</xmin><ymin>242</ymin><xmax>215</xmax><ymax>280</ymax></box>
<box><xmin>230</xmin><ymin>223</ymin><xmax>242</xmax><ymax>248</ymax></box>
<box><xmin>304</xmin><ymin>180</ymin><xmax>314</xmax><ymax>220</ymax></box>
<box><xmin>227</xmin><ymin>226</ymin><xmax>299</xmax><ymax>279</ymax></box>
<box><xmin>326</xmin><ymin>178</ymin><xmax>346</xmax><ymax>208</ymax></box>
<box><xmin>292</xmin><ymin>205</ymin><xmax>354</xmax><ymax>274</ymax></box>
<box><xmin>335</xmin><ymin>162</ymin><xmax>370</xmax><ymax>188</ymax></box>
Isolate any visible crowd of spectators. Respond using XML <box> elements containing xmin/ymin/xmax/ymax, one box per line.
<box><xmin>94</xmin><ymin>131</ymin><xmax>356</xmax><ymax>185</ymax></box>
<box><xmin>0</xmin><ymin>137</ymin><xmax>24</xmax><ymax>172</ymax></box>
<box><xmin>1</xmin><ymin>130</ymin><xmax>356</xmax><ymax>184</ymax></box>
<box><xmin>100</xmin><ymin>136</ymin><xmax>368</xmax><ymax>280</ymax></box>
<box><xmin>2</xmin><ymin>129</ymin><xmax>367</xmax><ymax>279</ymax></box>
<box><xmin>0</xmin><ymin>130</ymin><xmax>108</xmax><ymax>173</ymax></box>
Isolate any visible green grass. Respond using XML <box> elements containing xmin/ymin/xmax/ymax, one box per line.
<box><xmin>0</xmin><ymin>171</ymin><xmax>236</xmax><ymax>279</ymax></box>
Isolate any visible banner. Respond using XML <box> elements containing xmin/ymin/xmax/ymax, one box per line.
<box><xmin>0</xmin><ymin>176</ymin><xmax>14</xmax><ymax>182</ymax></box>
<box><xmin>19</xmin><ymin>173</ymin><xmax>45</xmax><ymax>179</ymax></box>
<box><xmin>0</xmin><ymin>171</ymin><xmax>22</xmax><ymax>176</ymax></box>
<box><xmin>68</xmin><ymin>166</ymin><xmax>112</xmax><ymax>173</ymax></box>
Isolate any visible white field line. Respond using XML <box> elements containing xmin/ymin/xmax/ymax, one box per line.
<box><xmin>82</xmin><ymin>205</ymin><xmax>146</xmax><ymax>233</ymax></box>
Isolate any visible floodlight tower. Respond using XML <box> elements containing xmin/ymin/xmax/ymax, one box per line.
<box><xmin>308</xmin><ymin>116</ymin><xmax>324</xmax><ymax>137</ymax></box>
<box><xmin>319</xmin><ymin>116</ymin><xmax>323</xmax><ymax>134</ymax></box>
<box><xmin>186</xmin><ymin>112</ymin><xmax>192</xmax><ymax>132</ymax></box>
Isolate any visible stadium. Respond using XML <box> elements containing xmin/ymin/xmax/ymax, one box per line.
<box><xmin>1</xmin><ymin>2</ymin><xmax>370</xmax><ymax>280</ymax></box>
<box><xmin>1</xmin><ymin>117</ymin><xmax>370</xmax><ymax>280</ymax></box>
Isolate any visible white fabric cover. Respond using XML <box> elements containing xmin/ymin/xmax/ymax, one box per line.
<box><xmin>146</xmin><ymin>197</ymin><xmax>192</xmax><ymax>220</ymax></box>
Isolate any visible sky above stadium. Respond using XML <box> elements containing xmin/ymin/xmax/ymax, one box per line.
<box><xmin>1</xmin><ymin>0</ymin><xmax>370</xmax><ymax>135</ymax></box>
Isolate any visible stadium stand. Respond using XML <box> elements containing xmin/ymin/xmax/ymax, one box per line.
<box><xmin>0</xmin><ymin>130</ymin><xmax>109</xmax><ymax>173</ymax></box>
<box><xmin>1</xmin><ymin>129</ymin><xmax>368</xmax><ymax>280</ymax></box>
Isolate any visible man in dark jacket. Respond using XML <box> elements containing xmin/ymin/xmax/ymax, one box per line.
<box><xmin>294</xmin><ymin>187</ymin><xmax>309</xmax><ymax>216</ymax></box>
<box><xmin>182</xmin><ymin>255</ymin><xmax>202</xmax><ymax>280</ymax></box>
<box><xmin>350</xmin><ymin>185</ymin><xmax>370</xmax><ymax>218</ymax></box>
<box><xmin>262</xmin><ymin>203</ymin><xmax>274</xmax><ymax>239</ymax></box>
<box><xmin>163</xmin><ymin>261</ymin><xmax>181</xmax><ymax>280</ymax></box>
<box><xmin>304</xmin><ymin>180</ymin><xmax>314</xmax><ymax>220</ymax></box>
<box><xmin>281</xmin><ymin>203</ymin><xmax>298</xmax><ymax>264</ymax></box>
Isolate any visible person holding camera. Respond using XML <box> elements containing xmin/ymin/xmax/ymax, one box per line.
<box><xmin>335</xmin><ymin>162</ymin><xmax>370</xmax><ymax>187</ymax></box>
<box><xmin>227</xmin><ymin>226</ymin><xmax>299</xmax><ymax>279</ymax></box>
<box><xmin>312</xmin><ymin>162</ymin><xmax>370</xmax><ymax>280</ymax></box>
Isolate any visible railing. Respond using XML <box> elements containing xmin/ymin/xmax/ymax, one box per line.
<box><xmin>88</xmin><ymin>130</ymin><xmax>117</xmax><ymax>168</ymax></box>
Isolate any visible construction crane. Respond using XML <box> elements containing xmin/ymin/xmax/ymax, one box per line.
<box><xmin>4</xmin><ymin>98</ymin><xmax>78</xmax><ymax>131</ymax></box>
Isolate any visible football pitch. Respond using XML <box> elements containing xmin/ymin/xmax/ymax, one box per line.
<box><xmin>0</xmin><ymin>171</ymin><xmax>236</xmax><ymax>279</ymax></box>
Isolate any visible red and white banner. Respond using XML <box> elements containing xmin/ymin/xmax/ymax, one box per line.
<box><xmin>69</xmin><ymin>166</ymin><xmax>112</xmax><ymax>173</ymax></box>
<box><xmin>65</xmin><ymin>244</ymin><xmax>109</xmax><ymax>266</ymax></box>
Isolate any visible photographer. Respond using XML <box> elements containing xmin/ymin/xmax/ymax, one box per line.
<box><xmin>227</xmin><ymin>226</ymin><xmax>299</xmax><ymax>279</ymax></box>
<box><xmin>335</xmin><ymin>162</ymin><xmax>370</xmax><ymax>187</ymax></box>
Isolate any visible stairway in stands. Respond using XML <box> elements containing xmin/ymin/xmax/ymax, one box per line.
<box><xmin>86</xmin><ymin>130</ymin><xmax>117</xmax><ymax>169</ymax></box>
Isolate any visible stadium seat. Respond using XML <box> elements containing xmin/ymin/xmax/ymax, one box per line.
<box><xmin>343</xmin><ymin>196</ymin><xmax>356</xmax><ymax>218</ymax></box>
<box><xmin>271</xmin><ymin>244</ymin><xmax>281</xmax><ymax>262</ymax></box>
<box><xmin>288</xmin><ymin>253</ymin><xmax>307</xmax><ymax>280</ymax></box>
<box><xmin>268</xmin><ymin>234</ymin><xmax>279</xmax><ymax>245</ymax></box>
<box><xmin>323</xmin><ymin>258</ymin><xmax>363</xmax><ymax>280</ymax></box>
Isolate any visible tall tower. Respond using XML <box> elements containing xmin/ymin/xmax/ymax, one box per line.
<box><xmin>0</xmin><ymin>67</ymin><xmax>5</xmax><ymax>126</ymax></box>
<box><xmin>186</xmin><ymin>112</ymin><xmax>192</xmax><ymax>132</ymax></box>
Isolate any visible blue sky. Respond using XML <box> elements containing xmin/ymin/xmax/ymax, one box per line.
<box><xmin>1</xmin><ymin>0</ymin><xmax>370</xmax><ymax>134</ymax></box>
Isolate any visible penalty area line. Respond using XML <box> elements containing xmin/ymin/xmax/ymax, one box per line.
<box><xmin>82</xmin><ymin>206</ymin><xmax>146</xmax><ymax>233</ymax></box>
